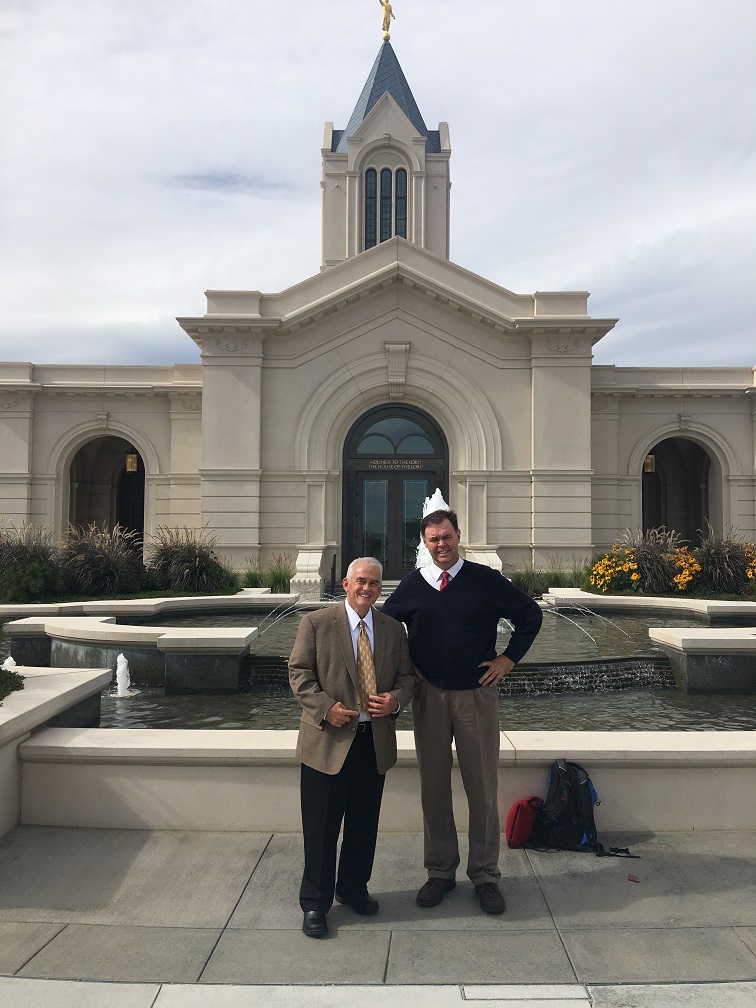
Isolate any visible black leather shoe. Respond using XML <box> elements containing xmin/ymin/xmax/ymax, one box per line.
<box><xmin>302</xmin><ymin>910</ymin><xmax>328</xmax><ymax>937</ymax></box>
<box><xmin>335</xmin><ymin>891</ymin><xmax>380</xmax><ymax>915</ymax></box>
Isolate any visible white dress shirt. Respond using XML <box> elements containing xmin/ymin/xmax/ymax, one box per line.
<box><xmin>419</xmin><ymin>555</ymin><xmax>465</xmax><ymax>590</ymax></box>
<box><xmin>345</xmin><ymin>601</ymin><xmax>374</xmax><ymax>722</ymax></box>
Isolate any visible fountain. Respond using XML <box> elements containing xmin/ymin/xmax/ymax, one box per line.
<box><xmin>2</xmin><ymin>483</ymin><xmax>754</xmax><ymax>726</ymax></box>
<box><xmin>113</xmin><ymin>653</ymin><xmax>136</xmax><ymax>697</ymax></box>
<box><xmin>415</xmin><ymin>487</ymin><xmax>451</xmax><ymax>568</ymax></box>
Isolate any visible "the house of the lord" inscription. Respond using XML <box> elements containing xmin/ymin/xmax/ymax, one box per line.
<box><xmin>367</xmin><ymin>459</ymin><xmax>424</xmax><ymax>470</ymax></box>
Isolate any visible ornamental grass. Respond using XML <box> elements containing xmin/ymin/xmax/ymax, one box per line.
<box><xmin>146</xmin><ymin>526</ymin><xmax>238</xmax><ymax>594</ymax></box>
<box><xmin>58</xmin><ymin>523</ymin><xmax>147</xmax><ymax>596</ymax></box>
<box><xmin>590</xmin><ymin>525</ymin><xmax>756</xmax><ymax>596</ymax></box>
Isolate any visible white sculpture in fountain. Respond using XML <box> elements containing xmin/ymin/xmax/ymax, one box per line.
<box><xmin>415</xmin><ymin>488</ymin><xmax>451</xmax><ymax>568</ymax></box>
<box><xmin>114</xmin><ymin>652</ymin><xmax>134</xmax><ymax>697</ymax></box>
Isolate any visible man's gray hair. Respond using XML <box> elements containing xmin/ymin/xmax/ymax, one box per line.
<box><xmin>345</xmin><ymin>556</ymin><xmax>383</xmax><ymax>580</ymax></box>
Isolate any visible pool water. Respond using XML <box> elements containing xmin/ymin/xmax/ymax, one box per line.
<box><xmin>4</xmin><ymin>604</ymin><xmax>755</xmax><ymax>732</ymax></box>
<box><xmin>99</xmin><ymin>679</ymin><xmax>756</xmax><ymax>731</ymax></box>
<box><xmin>135</xmin><ymin>606</ymin><xmax>739</xmax><ymax>663</ymax></box>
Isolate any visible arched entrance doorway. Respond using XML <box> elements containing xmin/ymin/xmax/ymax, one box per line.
<box><xmin>69</xmin><ymin>436</ymin><xmax>145</xmax><ymax>536</ymax></box>
<box><xmin>343</xmin><ymin>405</ymin><xmax>448</xmax><ymax>579</ymax></box>
<box><xmin>642</xmin><ymin>437</ymin><xmax>711</xmax><ymax>543</ymax></box>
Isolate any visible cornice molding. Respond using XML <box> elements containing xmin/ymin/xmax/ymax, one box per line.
<box><xmin>592</xmin><ymin>387</ymin><xmax>750</xmax><ymax>400</ymax></box>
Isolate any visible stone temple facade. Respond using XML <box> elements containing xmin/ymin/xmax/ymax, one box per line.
<box><xmin>1</xmin><ymin>43</ymin><xmax>754</xmax><ymax>596</ymax></box>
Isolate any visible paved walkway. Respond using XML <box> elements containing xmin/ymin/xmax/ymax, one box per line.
<box><xmin>0</xmin><ymin>827</ymin><xmax>753</xmax><ymax>1007</ymax></box>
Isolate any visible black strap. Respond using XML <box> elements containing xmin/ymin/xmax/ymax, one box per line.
<box><xmin>592</xmin><ymin>841</ymin><xmax>640</xmax><ymax>859</ymax></box>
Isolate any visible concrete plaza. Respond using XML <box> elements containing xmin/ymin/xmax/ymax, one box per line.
<box><xmin>0</xmin><ymin>826</ymin><xmax>754</xmax><ymax>1007</ymax></box>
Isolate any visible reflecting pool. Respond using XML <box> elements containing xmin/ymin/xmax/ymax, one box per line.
<box><xmin>99</xmin><ymin>680</ymin><xmax>756</xmax><ymax>731</ymax></box>
<box><xmin>98</xmin><ymin>605</ymin><xmax>756</xmax><ymax>731</ymax></box>
<box><xmin>4</xmin><ymin>603</ymin><xmax>755</xmax><ymax>732</ymax></box>
<box><xmin>132</xmin><ymin>606</ymin><xmax>738</xmax><ymax>663</ymax></box>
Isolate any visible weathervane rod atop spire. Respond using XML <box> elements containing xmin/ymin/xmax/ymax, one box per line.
<box><xmin>379</xmin><ymin>0</ymin><xmax>396</xmax><ymax>41</ymax></box>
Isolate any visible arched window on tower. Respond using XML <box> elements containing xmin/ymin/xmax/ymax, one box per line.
<box><xmin>364</xmin><ymin>166</ymin><xmax>408</xmax><ymax>250</ymax></box>
<box><xmin>380</xmin><ymin>168</ymin><xmax>392</xmax><ymax>242</ymax></box>
<box><xmin>365</xmin><ymin>168</ymin><xmax>377</xmax><ymax>249</ymax></box>
<box><xmin>395</xmin><ymin>169</ymin><xmax>407</xmax><ymax>239</ymax></box>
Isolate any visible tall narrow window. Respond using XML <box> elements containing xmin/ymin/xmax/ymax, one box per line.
<box><xmin>395</xmin><ymin>169</ymin><xmax>407</xmax><ymax>239</ymax></box>
<box><xmin>364</xmin><ymin>169</ymin><xmax>377</xmax><ymax>250</ymax></box>
<box><xmin>364</xmin><ymin>166</ymin><xmax>409</xmax><ymax>250</ymax></box>
<box><xmin>380</xmin><ymin>168</ymin><xmax>393</xmax><ymax>242</ymax></box>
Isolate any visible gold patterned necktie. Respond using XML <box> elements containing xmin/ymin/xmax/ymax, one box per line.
<box><xmin>357</xmin><ymin>619</ymin><xmax>377</xmax><ymax>713</ymax></box>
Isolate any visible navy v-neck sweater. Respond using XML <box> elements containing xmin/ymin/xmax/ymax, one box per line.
<box><xmin>381</xmin><ymin>561</ymin><xmax>543</xmax><ymax>690</ymax></box>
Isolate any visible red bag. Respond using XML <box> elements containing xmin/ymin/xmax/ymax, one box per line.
<box><xmin>505</xmin><ymin>795</ymin><xmax>543</xmax><ymax>848</ymax></box>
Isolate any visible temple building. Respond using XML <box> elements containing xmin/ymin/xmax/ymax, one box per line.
<box><xmin>1</xmin><ymin>42</ymin><xmax>754</xmax><ymax>595</ymax></box>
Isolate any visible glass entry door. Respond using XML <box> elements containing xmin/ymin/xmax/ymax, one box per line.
<box><xmin>343</xmin><ymin>406</ymin><xmax>448</xmax><ymax>580</ymax></box>
<box><xmin>355</xmin><ymin>475</ymin><xmax>430</xmax><ymax>577</ymax></box>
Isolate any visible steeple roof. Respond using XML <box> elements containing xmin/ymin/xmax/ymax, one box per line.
<box><xmin>332</xmin><ymin>41</ymin><xmax>441</xmax><ymax>154</ymax></box>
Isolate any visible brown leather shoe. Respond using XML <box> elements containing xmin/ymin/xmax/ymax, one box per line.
<box><xmin>475</xmin><ymin>881</ymin><xmax>505</xmax><ymax>914</ymax></box>
<box><xmin>416</xmin><ymin>877</ymin><xmax>456</xmax><ymax>907</ymax></box>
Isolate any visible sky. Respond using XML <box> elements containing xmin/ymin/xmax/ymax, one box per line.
<box><xmin>1</xmin><ymin>0</ymin><xmax>754</xmax><ymax>369</ymax></box>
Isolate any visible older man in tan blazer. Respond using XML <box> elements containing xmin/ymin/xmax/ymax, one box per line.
<box><xmin>289</xmin><ymin>556</ymin><xmax>414</xmax><ymax>938</ymax></box>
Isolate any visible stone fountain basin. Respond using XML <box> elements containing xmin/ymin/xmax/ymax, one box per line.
<box><xmin>4</xmin><ymin>616</ymin><xmax>259</xmax><ymax>694</ymax></box>
<box><xmin>4</xmin><ymin>587</ymin><xmax>756</xmax><ymax>695</ymax></box>
<box><xmin>544</xmin><ymin>590</ymin><xmax>756</xmax><ymax>694</ymax></box>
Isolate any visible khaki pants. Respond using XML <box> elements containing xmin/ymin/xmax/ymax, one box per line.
<box><xmin>412</xmin><ymin>677</ymin><xmax>501</xmax><ymax>885</ymax></box>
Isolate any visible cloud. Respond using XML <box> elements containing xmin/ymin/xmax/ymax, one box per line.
<box><xmin>170</xmin><ymin>171</ymin><xmax>294</xmax><ymax>194</ymax></box>
<box><xmin>0</xmin><ymin>0</ymin><xmax>754</xmax><ymax>367</ymax></box>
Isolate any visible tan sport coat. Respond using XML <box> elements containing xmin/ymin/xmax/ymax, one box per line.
<box><xmin>289</xmin><ymin>602</ymin><xmax>415</xmax><ymax>776</ymax></box>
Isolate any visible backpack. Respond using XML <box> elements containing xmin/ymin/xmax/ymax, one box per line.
<box><xmin>531</xmin><ymin>759</ymin><xmax>638</xmax><ymax>858</ymax></box>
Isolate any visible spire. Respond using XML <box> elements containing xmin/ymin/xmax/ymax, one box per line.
<box><xmin>333</xmin><ymin>42</ymin><xmax>441</xmax><ymax>154</ymax></box>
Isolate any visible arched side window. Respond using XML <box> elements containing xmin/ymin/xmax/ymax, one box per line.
<box><xmin>395</xmin><ymin>169</ymin><xmax>407</xmax><ymax>239</ymax></box>
<box><xmin>380</xmin><ymin>168</ymin><xmax>393</xmax><ymax>242</ymax></box>
<box><xmin>364</xmin><ymin>166</ymin><xmax>408</xmax><ymax>249</ymax></box>
<box><xmin>365</xmin><ymin>168</ymin><xmax>377</xmax><ymax>250</ymax></box>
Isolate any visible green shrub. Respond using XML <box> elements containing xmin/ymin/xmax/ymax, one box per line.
<box><xmin>59</xmin><ymin>523</ymin><xmax>147</xmax><ymax>596</ymax></box>
<box><xmin>0</xmin><ymin>664</ymin><xmax>24</xmax><ymax>703</ymax></box>
<box><xmin>146</xmin><ymin>526</ymin><xmax>238</xmax><ymax>593</ymax></box>
<box><xmin>0</xmin><ymin>560</ymin><xmax>66</xmax><ymax>603</ymax></box>
<box><xmin>241</xmin><ymin>562</ymin><xmax>265</xmax><ymax>588</ymax></box>
<box><xmin>263</xmin><ymin>553</ymin><xmax>296</xmax><ymax>594</ymax></box>
<box><xmin>508</xmin><ymin>556</ymin><xmax>590</xmax><ymax>595</ymax></box>
<box><xmin>0</xmin><ymin>522</ymin><xmax>67</xmax><ymax>602</ymax></box>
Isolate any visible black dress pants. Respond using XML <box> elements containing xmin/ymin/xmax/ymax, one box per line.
<box><xmin>299</xmin><ymin>725</ymin><xmax>385</xmax><ymax>912</ymax></box>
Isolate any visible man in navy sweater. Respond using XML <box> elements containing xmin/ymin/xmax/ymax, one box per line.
<box><xmin>382</xmin><ymin>509</ymin><xmax>542</xmax><ymax>914</ymax></box>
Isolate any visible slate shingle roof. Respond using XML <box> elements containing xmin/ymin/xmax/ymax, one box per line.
<box><xmin>333</xmin><ymin>42</ymin><xmax>440</xmax><ymax>154</ymax></box>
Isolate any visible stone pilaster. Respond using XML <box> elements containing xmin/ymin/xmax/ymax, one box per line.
<box><xmin>0</xmin><ymin>390</ymin><xmax>36</xmax><ymax>524</ymax></box>
<box><xmin>198</xmin><ymin>333</ymin><xmax>264</xmax><ymax>566</ymax></box>
<box><xmin>528</xmin><ymin>331</ymin><xmax>594</xmax><ymax>566</ymax></box>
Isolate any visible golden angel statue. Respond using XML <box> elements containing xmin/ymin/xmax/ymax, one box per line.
<box><xmin>380</xmin><ymin>0</ymin><xmax>396</xmax><ymax>38</ymax></box>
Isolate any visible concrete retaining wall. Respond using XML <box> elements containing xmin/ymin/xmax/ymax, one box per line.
<box><xmin>19</xmin><ymin>726</ymin><xmax>756</xmax><ymax>834</ymax></box>
<box><xmin>0</xmin><ymin>666</ymin><xmax>111</xmax><ymax>839</ymax></box>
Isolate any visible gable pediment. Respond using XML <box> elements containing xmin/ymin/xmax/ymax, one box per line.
<box><xmin>344</xmin><ymin>92</ymin><xmax>429</xmax><ymax>171</ymax></box>
<box><xmin>179</xmin><ymin>238</ymin><xmax>615</xmax><ymax>352</ymax></box>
